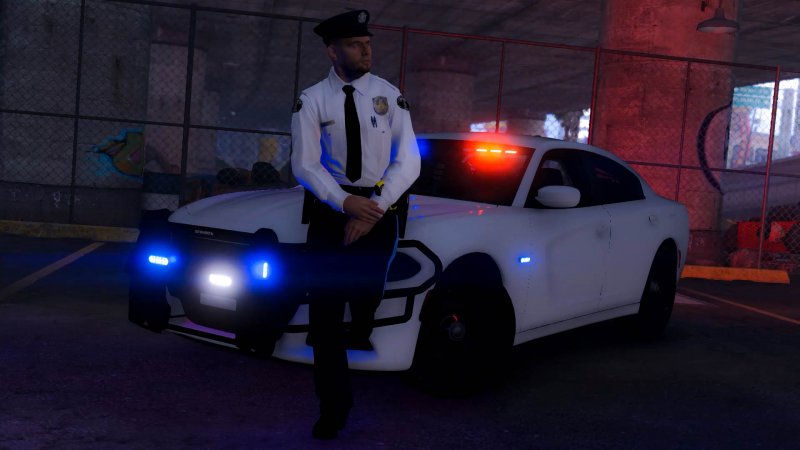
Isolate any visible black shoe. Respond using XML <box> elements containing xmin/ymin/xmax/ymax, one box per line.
<box><xmin>312</xmin><ymin>414</ymin><xmax>346</xmax><ymax>440</ymax></box>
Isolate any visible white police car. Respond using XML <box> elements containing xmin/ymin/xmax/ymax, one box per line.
<box><xmin>129</xmin><ymin>132</ymin><xmax>688</xmax><ymax>391</ymax></box>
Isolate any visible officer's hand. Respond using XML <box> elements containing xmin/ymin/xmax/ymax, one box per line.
<box><xmin>343</xmin><ymin>195</ymin><xmax>384</xmax><ymax>224</ymax></box>
<box><xmin>343</xmin><ymin>218</ymin><xmax>375</xmax><ymax>246</ymax></box>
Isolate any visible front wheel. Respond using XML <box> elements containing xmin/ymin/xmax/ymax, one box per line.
<box><xmin>631</xmin><ymin>253</ymin><xmax>677</xmax><ymax>339</ymax></box>
<box><xmin>128</xmin><ymin>275</ymin><xmax>171</xmax><ymax>333</ymax></box>
<box><xmin>410</xmin><ymin>287</ymin><xmax>513</xmax><ymax>396</ymax></box>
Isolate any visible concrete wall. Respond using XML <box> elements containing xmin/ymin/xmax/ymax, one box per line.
<box><xmin>0</xmin><ymin>0</ymin><xmax>151</xmax><ymax>227</ymax></box>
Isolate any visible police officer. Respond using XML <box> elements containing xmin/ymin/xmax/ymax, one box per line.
<box><xmin>291</xmin><ymin>9</ymin><xmax>420</xmax><ymax>440</ymax></box>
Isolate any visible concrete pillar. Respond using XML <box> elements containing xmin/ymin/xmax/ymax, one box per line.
<box><xmin>143</xmin><ymin>42</ymin><xmax>216</xmax><ymax>209</ymax></box>
<box><xmin>593</xmin><ymin>0</ymin><xmax>738</xmax><ymax>265</ymax></box>
<box><xmin>405</xmin><ymin>55</ymin><xmax>475</xmax><ymax>133</ymax></box>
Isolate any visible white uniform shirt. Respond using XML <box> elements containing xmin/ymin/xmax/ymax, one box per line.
<box><xmin>291</xmin><ymin>67</ymin><xmax>420</xmax><ymax>213</ymax></box>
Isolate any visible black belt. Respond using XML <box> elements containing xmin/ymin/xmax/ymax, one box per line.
<box><xmin>301</xmin><ymin>185</ymin><xmax>409</xmax><ymax>238</ymax></box>
<box><xmin>301</xmin><ymin>185</ymin><xmax>379</xmax><ymax>224</ymax></box>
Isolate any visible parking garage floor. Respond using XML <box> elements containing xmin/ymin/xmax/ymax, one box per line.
<box><xmin>1</xmin><ymin>234</ymin><xmax>799</xmax><ymax>449</ymax></box>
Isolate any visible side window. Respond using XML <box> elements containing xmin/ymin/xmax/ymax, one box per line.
<box><xmin>585</xmin><ymin>154</ymin><xmax>644</xmax><ymax>205</ymax></box>
<box><xmin>525</xmin><ymin>149</ymin><xmax>592</xmax><ymax>208</ymax></box>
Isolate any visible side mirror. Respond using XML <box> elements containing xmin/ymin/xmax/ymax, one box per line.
<box><xmin>536</xmin><ymin>186</ymin><xmax>581</xmax><ymax>208</ymax></box>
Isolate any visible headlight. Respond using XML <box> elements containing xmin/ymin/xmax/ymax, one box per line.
<box><xmin>208</xmin><ymin>273</ymin><xmax>233</xmax><ymax>287</ymax></box>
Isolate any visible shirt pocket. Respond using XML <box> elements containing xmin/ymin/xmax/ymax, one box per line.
<box><xmin>319</xmin><ymin>118</ymin><xmax>340</xmax><ymax>141</ymax></box>
<box><xmin>367</xmin><ymin>114</ymin><xmax>391</xmax><ymax>154</ymax></box>
<box><xmin>367</xmin><ymin>113</ymin><xmax>390</xmax><ymax>136</ymax></box>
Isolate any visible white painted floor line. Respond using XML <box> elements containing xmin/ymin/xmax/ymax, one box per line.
<box><xmin>675</xmin><ymin>293</ymin><xmax>709</xmax><ymax>306</ymax></box>
<box><xmin>680</xmin><ymin>287</ymin><xmax>800</xmax><ymax>326</ymax></box>
<box><xmin>0</xmin><ymin>242</ymin><xmax>105</xmax><ymax>302</ymax></box>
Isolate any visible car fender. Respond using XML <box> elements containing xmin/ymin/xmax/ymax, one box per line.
<box><xmin>420</xmin><ymin>252</ymin><xmax>515</xmax><ymax>332</ymax></box>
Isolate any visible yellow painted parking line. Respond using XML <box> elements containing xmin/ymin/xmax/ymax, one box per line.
<box><xmin>0</xmin><ymin>242</ymin><xmax>105</xmax><ymax>302</ymax></box>
<box><xmin>680</xmin><ymin>287</ymin><xmax>800</xmax><ymax>326</ymax></box>
<box><xmin>680</xmin><ymin>265</ymin><xmax>789</xmax><ymax>284</ymax></box>
<box><xmin>0</xmin><ymin>219</ymin><xmax>138</xmax><ymax>243</ymax></box>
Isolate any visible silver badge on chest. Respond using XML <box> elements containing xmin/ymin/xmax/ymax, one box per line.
<box><xmin>372</xmin><ymin>96</ymin><xmax>389</xmax><ymax>116</ymax></box>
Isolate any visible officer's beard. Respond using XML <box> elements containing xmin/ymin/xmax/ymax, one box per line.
<box><xmin>344</xmin><ymin>60</ymin><xmax>370</xmax><ymax>79</ymax></box>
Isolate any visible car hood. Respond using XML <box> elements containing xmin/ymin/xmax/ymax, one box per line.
<box><xmin>169</xmin><ymin>187</ymin><xmax>308</xmax><ymax>243</ymax></box>
<box><xmin>169</xmin><ymin>188</ymin><xmax>505</xmax><ymax>243</ymax></box>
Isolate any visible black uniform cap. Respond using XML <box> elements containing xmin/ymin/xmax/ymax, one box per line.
<box><xmin>313</xmin><ymin>10</ymin><xmax>373</xmax><ymax>44</ymax></box>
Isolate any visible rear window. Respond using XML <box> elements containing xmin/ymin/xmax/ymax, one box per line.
<box><xmin>411</xmin><ymin>139</ymin><xmax>534</xmax><ymax>205</ymax></box>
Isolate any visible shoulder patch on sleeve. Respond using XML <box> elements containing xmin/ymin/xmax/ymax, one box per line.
<box><xmin>397</xmin><ymin>95</ymin><xmax>410</xmax><ymax>111</ymax></box>
<box><xmin>292</xmin><ymin>97</ymin><xmax>303</xmax><ymax>113</ymax></box>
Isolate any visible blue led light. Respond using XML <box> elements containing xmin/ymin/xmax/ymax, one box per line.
<box><xmin>261</xmin><ymin>262</ymin><xmax>270</xmax><ymax>279</ymax></box>
<box><xmin>519</xmin><ymin>256</ymin><xmax>531</xmax><ymax>264</ymax></box>
<box><xmin>148</xmin><ymin>255</ymin><xmax>169</xmax><ymax>266</ymax></box>
<box><xmin>250</xmin><ymin>260</ymin><xmax>271</xmax><ymax>280</ymax></box>
<box><xmin>416</xmin><ymin>139</ymin><xmax>430</xmax><ymax>159</ymax></box>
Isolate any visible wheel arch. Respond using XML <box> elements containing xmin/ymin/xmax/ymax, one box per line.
<box><xmin>419</xmin><ymin>252</ymin><xmax>516</xmax><ymax>335</ymax></box>
<box><xmin>653</xmin><ymin>238</ymin><xmax>679</xmax><ymax>274</ymax></box>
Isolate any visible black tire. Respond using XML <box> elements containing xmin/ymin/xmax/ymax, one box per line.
<box><xmin>410</xmin><ymin>287</ymin><xmax>513</xmax><ymax>396</ymax></box>
<box><xmin>128</xmin><ymin>278</ymin><xmax>171</xmax><ymax>333</ymax></box>
<box><xmin>632</xmin><ymin>248</ymin><xmax>678</xmax><ymax>339</ymax></box>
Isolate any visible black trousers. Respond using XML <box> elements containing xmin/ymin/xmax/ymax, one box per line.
<box><xmin>306</xmin><ymin>202</ymin><xmax>398</xmax><ymax>416</ymax></box>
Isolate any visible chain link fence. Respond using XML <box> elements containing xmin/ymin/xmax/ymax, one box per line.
<box><xmin>1</xmin><ymin>0</ymin><xmax>799</xmax><ymax>272</ymax></box>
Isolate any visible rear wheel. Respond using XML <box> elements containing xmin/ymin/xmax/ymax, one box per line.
<box><xmin>632</xmin><ymin>248</ymin><xmax>678</xmax><ymax>339</ymax></box>
<box><xmin>411</xmin><ymin>287</ymin><xmax>513</xmax><ymax>396</ymax></box>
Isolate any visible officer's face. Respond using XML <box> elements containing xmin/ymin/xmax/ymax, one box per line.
<box><xmin>329</xmin><ymin>37</ymin><xmax>372</xmax><ymax>76</ymax></box>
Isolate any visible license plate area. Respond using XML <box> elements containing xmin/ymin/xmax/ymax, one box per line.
<box><xmin>199</xmin><ymin>292</ymin><xmax>237</xmax><ymax>311</ymax></box>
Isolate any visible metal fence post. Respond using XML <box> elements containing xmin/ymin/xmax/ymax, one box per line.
<box><xmin>494</xmin><ymin>42</ymin><xmax>505</xmax><ymax>133</ymax></box>
<box><xmin>68</xmin><ymin>0</ymin><xmax>87</xmax><ymax>224</ymax></box>
<box><xmin>588</xmin><ymin>47</ymin><xmax>600</xmax><ymax>145</ymax></box>
<box><xmin>287</xmin><ymin>19</ymin><xmax>303</xmax><ymax>183</ymax></box>
<box><xmin>675</xmin><ymin>61</ymin><xmax>692</xmax><ymax>201</ymax></box>
<box><xmin>178</xmin><ymin>4</ymin><xmax>197</xmax><ymax>206</ymax></box>
<box><xmin>399</xmin><ymin>26</ymin><xmax>409</xmax><ymax>93</ymax></box>
<box><xmin>756</xmin><ymin>65</ymin><xmax>782</xmax><ymax>269</ymax></box>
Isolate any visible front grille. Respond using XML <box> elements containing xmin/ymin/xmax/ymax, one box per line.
<box><xmin>166</xmin><ymin>223</ymin><xmax>305</xmax><ymax>332</ymax></box>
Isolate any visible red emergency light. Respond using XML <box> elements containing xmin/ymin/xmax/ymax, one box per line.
<box><xmin>466</xmin><ymin>144</ymin><xmax>526</xmax><ymax>174</ymax></box>
<box><xmin>475</xmin><ymin>148</ymin><xmax>517</xmax><ymax>154</ymax></box>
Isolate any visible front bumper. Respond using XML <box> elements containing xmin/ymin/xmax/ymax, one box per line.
<box><xmin>129</xmin><ymin>220</ymin><xmax>442</xmax><ymax>370</ymax></box>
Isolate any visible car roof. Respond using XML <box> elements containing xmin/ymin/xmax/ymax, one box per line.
<box><xmin>417</xmin><ymin>132</ymin><xmax>652</xmax><ymax>193</ymax></box>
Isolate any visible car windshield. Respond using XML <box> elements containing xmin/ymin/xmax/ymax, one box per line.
<box><xmin>411</xmin><ymin>139</ymin><xmax>534</xmax><ymax>205</ymax></box>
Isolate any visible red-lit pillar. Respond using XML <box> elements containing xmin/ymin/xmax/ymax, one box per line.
<box><xmin>592</xmin><ymin>0</ymin><xmax>738</xmax><ymax>265</ymax></box>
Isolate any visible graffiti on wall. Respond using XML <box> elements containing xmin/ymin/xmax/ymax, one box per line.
<box><xmin>89</xmin><ymin>128</ymin><xmax>145</xmax><ymax>178</ymax></box>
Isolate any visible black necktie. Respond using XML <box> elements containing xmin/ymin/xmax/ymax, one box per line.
<box><xmin>343</xmin><ymin>85</ymin><xmax>362</xmax><ymax>182</ymax></box>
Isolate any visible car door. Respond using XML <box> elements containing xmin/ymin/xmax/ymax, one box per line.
<box><xmin>521</xmin><ymin>149</ymin><xmax>611</xmax><ymax>329</ymax></box>
<box><xmin>583</xmin><ymin>154</ymin><xmax>655</xmax><ymax>308</ymax></box>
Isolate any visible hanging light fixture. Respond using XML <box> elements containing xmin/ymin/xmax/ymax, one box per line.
<box><xmin>697</xmin><ymin>0</ymin><xmax>740</xmax><ymax>34</ymax></box>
